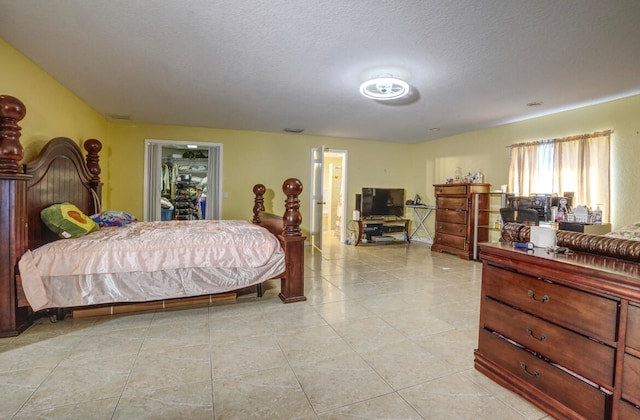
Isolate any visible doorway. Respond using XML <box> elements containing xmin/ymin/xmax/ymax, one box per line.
<box><xmin>144</xmin><ymin>139</ymin><xmax>222</xmax><ymax>221</ymax></box>
<box><xmin>310</xmin><ymin>147</ymin><xmax>348</xmax><ymax>251</ymax></box>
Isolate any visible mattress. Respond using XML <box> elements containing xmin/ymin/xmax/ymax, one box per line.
<box><xmin>18</xmin><ymin>220</ymin><xmax>285</xmax><ymax>311</ymax></box>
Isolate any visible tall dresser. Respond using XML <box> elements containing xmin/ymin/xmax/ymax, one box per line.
<box><xmin>431</xmin><ymin>183</ymin><xmax>490</xmax><ymax>260</ymax></box>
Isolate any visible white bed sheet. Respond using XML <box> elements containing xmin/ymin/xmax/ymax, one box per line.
<box><xmin>18</xmin><ymin>220</ymin><xmax>285</xmax><ymax>311</ymax></box>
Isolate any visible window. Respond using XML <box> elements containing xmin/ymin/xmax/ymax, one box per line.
<box><xmin>508</xmin><ymin>130</ymin><xmax>611</xmax><ymax>221</ymax></box>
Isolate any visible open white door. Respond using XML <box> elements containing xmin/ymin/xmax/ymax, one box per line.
<box><xmin>310</xmin><ymin>146</ymin><xmax>325</xmax><ymax>251</ymax></box>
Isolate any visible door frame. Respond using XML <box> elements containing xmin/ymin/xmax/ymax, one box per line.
<box><xmin>325</xmin><ymin>149</ymin><xmax>348</xmax><ymax>243</ymax></box>
<box><xmin>144</xmin><ymin>139</ymin><xmax>223</xmax><ymax>221</ymax></box>
<box><xmin>310</xmin><ymin>146</ymin><xmax>348</xmax><ymax>248</ymax></box>
<box><xmin>310</xmin><ymin>146</ymin><xmax>325</xmax><ymax>251</ymax></box>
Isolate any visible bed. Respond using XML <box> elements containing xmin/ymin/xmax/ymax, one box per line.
<box><xmin>0</xmin><ymin>94</ymin><xmax>306</xmax><ymax>337</ymax></box>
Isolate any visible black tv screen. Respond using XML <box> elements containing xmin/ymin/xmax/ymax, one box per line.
<box><xmin>361</xmin><ymin>188</ymin><xmax>405</xmax><ymax>218</ymax></box>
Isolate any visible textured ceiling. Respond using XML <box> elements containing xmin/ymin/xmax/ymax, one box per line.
<box><xmin>1</xmin><ymin>0</ymin><xmax>640</xmax><ymax>144</ymax></box>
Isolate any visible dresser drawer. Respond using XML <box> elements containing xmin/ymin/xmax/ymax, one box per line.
<box><xmin>435</xmin><ymin>209</ymin><xmax>467</xmax><ymax>224</ymax></box>
<box><xmin>483</xmin><ymin>264</ymin><xmax>618</xmax><ymax>342</ymax></box>
<box><xmin>436</xmin><ymin>221</ymin><xmax>466</xmax><ymax>237</ymax></box>
<box><xmin>434</xmin><ymin>233</ymin><xmax>467</xmax><ymax>250</ymax></box>
<box><xmin>435</xmin><ymin>185</ymin><xmax>468</xmax><ymax>195</ymax></box>
<box><xmin>482</xmin><ymin>297</ymin><xmax>615</xmax><ymax>386</ymax></box>
<box><xmin>627</xmin><ymin>304</ymin><xmax>640</xmax><ymax>352</ymax></box>
<box><xmin>478</xmin><ymin>329</ymin><xmax>612</xmax><ymax>418</ymax></box>
<box><xmin>622</xmin><ymin>353</ymin><xmax>640</xmax><ymax>403</ymax></box>
<box><xmin>436</xmin><ymin>196</ymin><xmax>468</xmax><ymax>211</ymax></box>
<box><xmin>619</xmin><ymin>400</ymin><xmax>640</xmax><ymax>418</ymax></box>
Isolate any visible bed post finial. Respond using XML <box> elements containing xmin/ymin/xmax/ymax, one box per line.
<box><xmin>84</xmin><ymin>139</ymin><xmax>102</xmax><ymax>187</ymax></box>
<box><xmin>0</xmin><ymin>95</ymin><xmax>26</xmax><ymax>175</ymax></box>
<box><xmin>282</xmin><ymin>178</ymin><xmax>303</xmax><ymax>236</ymax></box>
<box><xmin>252</xmin><ymin>184</ymin><xmax>266</xmax><ymax>224</ymax></box>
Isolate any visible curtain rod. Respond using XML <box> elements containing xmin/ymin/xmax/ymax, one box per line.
<box><xmin>506</xmin><ymin>129</ymin><xmax>613</xmax><ymax>148</ymax></box>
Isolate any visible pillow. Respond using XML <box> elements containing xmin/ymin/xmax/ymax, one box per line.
<box><xmin>41</xmin><ymin>203</ymin><xmax>100</xmax><ymax>238</ymax></box>
<box><xmin>605</xmin><ymin>221</ymin><xmax>640</xmax><ymax>241</ymax></box>
<box><xmin>90</xmin><ymin>210</ymin><xmax>137</xmax><ymax>227</ymax></box>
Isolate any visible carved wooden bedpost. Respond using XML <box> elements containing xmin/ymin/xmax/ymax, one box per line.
<box><xmin>84</xmin><ymin>138</ymin><xmax>102</xmax><ymax>210</ymax></box>
<box><xmin>252</xmin><ymin>183</ymin><xmax>266</xmax><ymax>225</ymax></box>
<box><xmin>0</xmin><ymin>95</ymin><xmax>25</xmax><ymax>174</ymax></box>
<box><xmin>0</xmin><ymin>95</ymin><xmax>32</xmax><ymax>336</ymax></box>
<box><xmin>279</xmin><ymin>178</ymin><xmax>306</xmax><ymax>303</ymax></box>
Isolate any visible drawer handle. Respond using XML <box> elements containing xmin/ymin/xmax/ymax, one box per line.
<box><xmin>525</xmin><ymin>327</ymin><xmax>547</xmax><ymax>341</ymax></box>
<box><xmin>527</xmin><ymin>290</ymin><xmax>549</xmax><ymax>303</ymax></box>
<box><xmin>520</xmin><ymin>362</ymin><xmax>541</xmax><ymax>377</ymax></box>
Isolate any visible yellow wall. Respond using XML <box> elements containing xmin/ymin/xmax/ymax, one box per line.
<box><xmin>411</xmin><ymin>95</ymin><xmax>640</xmax><ymax>228</ymax></box>
<box><xmin>0</xmin><ymin>38</ymin><xmax>110</xmax><ymax>162</ymax></box>
<box><xmin>3</xmin><ymin>36</ymin><xmax>640</xmax><ymax>232</ymax></box>
<box><xmin>108</xmin><ymin>122</ymin><xmax>415</xmax><ymax>226</ymax></box>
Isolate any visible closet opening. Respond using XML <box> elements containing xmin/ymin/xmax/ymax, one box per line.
<box><xmin>144</xmin><ymin>139</ymin><xmax>222</xmax><ymax>221</ymax></box>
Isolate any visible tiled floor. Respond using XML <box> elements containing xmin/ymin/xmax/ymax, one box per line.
<box><xmin>0</xmin><ymin>237</ymin><xmax>550</xmax><ymax>419</ymax></box>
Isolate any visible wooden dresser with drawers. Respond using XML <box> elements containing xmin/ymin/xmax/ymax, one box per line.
<box><xmin>431</xmin><ymin>183</ymin><xmax>490</xmax><ymax>260</ymax></box>
<box><xmin>476</xmin><ymin>242</ymin><xmax>640</xmax><ymax>419</ymax></box>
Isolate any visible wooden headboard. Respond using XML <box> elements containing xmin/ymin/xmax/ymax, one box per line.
<box><xmin>24</xmin><ymin>137</ymin><xmax>102</xmax><ymax>250</ymax></box>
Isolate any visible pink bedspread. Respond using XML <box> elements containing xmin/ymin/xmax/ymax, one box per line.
<box><xmin>19</xmin><ymin>220</ymin><xmax>285</xmax><ymax>311</ymax></box>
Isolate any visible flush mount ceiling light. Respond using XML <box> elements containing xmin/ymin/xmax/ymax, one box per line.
<box><xmin>359</xmin><ymin>77</ymin><xmax>409</xmax><ymax>101</ymax></box>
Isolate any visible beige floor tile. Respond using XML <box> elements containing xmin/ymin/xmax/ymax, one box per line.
<box><xmin>463</xmin><ymin>369</ymin><xmax>549</xmax><ymax>420</ymax></box>
<box><xmin>114</xmin><ymin>381</ymin><xmax>213</xmax><ymax>420</ymax></box>
<box><xmin>138</xmin><ymin>338</ymin><xmax>211</xmax><ymax>360</ymax></box>
<box><xmin>412</xmin><ymin>327</ymin><xmax>478</xmax><ymax>372</ymax></box>
<box><xmin>0</xmin><ymin>366</ymin><xmax>52</xmax><ymax>417</ymax></box>
<box><xmin>304</xmin><ymin>280</ymin><xmax>348</xmax><ymax>305</ymax></box>
<box><xmin>211</xmin><ymin>333</ymin><xmax>288</xmax><ymax>378</ymax></box>
<box><xmin>261</xmin><ymin>303</ymin><xmax>328</xmax><ymax>331</ymax></box>
<box><xmin>331</xmin><ymin>316</ymin><xmax>408</xmax><ymax>354</ymax></box>
<box><xmin>360</xmin><ymin>338</ymin><xmax>454</xmax><ymax>389</ymax></box>
<box><xmin>276</xmin><ymin>325</ymin><xmax>357</xmax><ymax>366</ymax></box>
<box><xmin>380</xmin><ymin>307</ymin><xmax>457</xmax><ymax>337</ymax></box>
<box><xmin>399</xmin><ymin>372</ymin><xmax>528</xmax><ymax>419</ymax></box>
<box><xmin>213</xmin><ymin>366</ymin><xmax>315</xmax><ymax>419</ymax></box>
<box><xmin>20</xmin><ymin>363</ymin><xmax>129</xmax><ymax>412</ymax></box>
<box><xmin>0</xmin><ymin>342</ymin><xmax>70</xmax><ymax>373</ymax></box>
<box><xmin>125</xmin><ymin>352</ymin><xmax>211</xmax><ymax>393</ymax></box>
<box><xmin>292</xmin><ymin>352</ymin><xmax>393</xmax><ymax>412</ymax></box>
<box><xmin>13</xmin><ymin>397</ymin><xmax>118</xmax><ymax>420</ymax></box>
<box><xmin>318</xmin><ymin>392</ymin><xmax>422</xmax><ymax>419</ymax></box>
<box><xmin>313</xmin><ymin>300</ymin><xmax>373</xmax><ymax>324</ymax></box>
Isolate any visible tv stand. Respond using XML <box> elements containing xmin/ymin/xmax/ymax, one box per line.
<box><xmin>355</xmin><ymin>218</ymin><xmax>410</xmax><ymax>246</ymax></box>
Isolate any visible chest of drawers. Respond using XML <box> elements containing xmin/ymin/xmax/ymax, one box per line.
<box><xmin>431</xmin><ymin>183</ymin><xmax>490</xmax><ymax>260</ymax></box>
<box><xmin>476</xmin><ymin>243</ymin><xmax>640</xmax><ymax>419</ymax></box>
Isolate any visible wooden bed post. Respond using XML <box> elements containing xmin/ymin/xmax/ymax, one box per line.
<box><xmin>252</xmin><ymin>183</ymin><xmax>265</xmax><ymax>225</ymax></box>
<box><xmin>279</xmin><ymin>178</ymin><xmax>306</xmax><ymax>303</ymax></box>
<box><xmin>0</xmin><ymin>95</ymin><xmax>32</xmax><ymax>337</ymax></box>
<box><xmin>84</xmin><ymin>138</ymin><xmax>102</xmax><ymax>201</ymax></box>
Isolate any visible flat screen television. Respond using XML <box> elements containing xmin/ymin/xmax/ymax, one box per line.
<box><xmin>360</xmin><ymin>188</ymin><xmax>405</xmax><ymax>218</ymax></box>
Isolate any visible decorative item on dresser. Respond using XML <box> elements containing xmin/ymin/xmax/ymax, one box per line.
<box><xmin>0</xmin><ymin>94</ymin><xmax>306</xmax><ymax>338</ymax></box>
<box><xmin>431</xmin><ymin>183</ymin><xmax>490</xmax><ymax>260</ymax></box>
<box><xmin>475</xmin><ymin>223</ymin><xmax>640</xmax><ymax>419</ymax></box>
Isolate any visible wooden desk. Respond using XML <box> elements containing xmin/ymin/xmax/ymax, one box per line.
<box><xmin>355</xmin><ymin>218</ymin><xmax>410</xmax><ymax>246</ymax></box>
